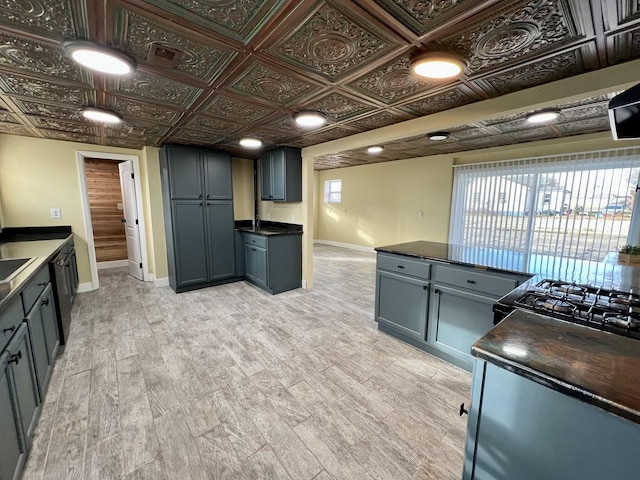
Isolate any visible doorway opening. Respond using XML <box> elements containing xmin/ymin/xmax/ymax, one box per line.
<box><xmin>76</xmin><ymin>151</ymin><xmax>149</xmax><ymax>290</ymax></box>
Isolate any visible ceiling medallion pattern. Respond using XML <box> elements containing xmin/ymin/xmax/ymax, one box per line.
<box><xmin>305</xmin><ymin>92</ymin><xmax>374</xmax><ymax>121</ymax></box>
<box><xmin>229</xmin><ymin>62</ymin><xmax>319</xmax><ymax>105</ymax></box>
<box><xmin>28</xmin><ymin>117</ymin><xmax>96</xmax><ymax>135</ymax></box>
<box><xmin>0</xmin><ymin>0</ymin><xmax>84</xmax><ymax>39</ymax></box>
<box><xmin>0</xmin><ymin>111</ymin><xmax>19</xmax><ymax>123</ymax></box>
<box><xmin>273</xmin><ymin>1</ymin><xmax>398</xmax><ymax>80</ymax></box>
<box><xmin>184</xmin><ymin>115</ymin><xmax>243</xmax><ymax>134</ymax></box>
<box><xmin>443</xmin><ymin>0</ymin><xmax>575</xmax><ymax>73</ymax></box>
<box><xmin>348</xmin><ymin>54</ymin><xmax>435</xmax><ymax>104</ymax></box>
<box><xmin>0</xmin><ymin>33</ymin><xmax>86</xmax><ymax>83</ymax></box>
<box><xmin>41</xmin><ymin>129</ymin><xmax>97</xmax><ymax>143</ymax></box>
<box><xmin>0</xmin><ymin>73</ymin><xmax>92</xmax><ymax>105</ymax></box>
<box><xmin>110</xmin><ymin>71</ymin><xmax>203</xmax><ymax>108</ymax></box>
<box><xmin>115</xmin><ymin>8</ymin><xmax>229</xmax><ymax>81</ymax></box>
<box><xmin>202</xmin><ymin>95</ymin><xmax>273</xmax><ymax>122</ymax></box>
<box><xmin>108</xmin><ymin>96</ymin><xmax>182</xmax><ymax>125</ymax></box>
<box><xmin>14</xmin><ymin>99</ymin><xmax>83</xmax><ymax>122</ymax></box>
<box><xmin>171</xmin><ymin>128</ymin><xmax>223</xmax><ymax>143</ymax></box>
<box><xmin>484</xmin><ymin>50</ymin><xmax>582</xmax><ymax>94</ymax></box>
<box><xmin>373</xmin><ymin>0</ymin><xmax>474</xmax><ymax>35</ymax></box>
<box><xmin>399</xmin><ymin>87</ymin><xmax>476</xmax><ymax>116</ymax></box>
<box><xmin>345</xmin><ymin>110</ymin><xmax>406</xmax><ymax>130</ymax></box>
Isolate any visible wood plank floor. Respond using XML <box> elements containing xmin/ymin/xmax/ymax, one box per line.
<box><xmin>23</xmin><ymin>244</ymin><xmax>471</xmax><ymax>480</ymax></box>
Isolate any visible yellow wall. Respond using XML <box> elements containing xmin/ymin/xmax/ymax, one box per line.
<box><xmin>232</xmin><ymin>157</ymin><xmax>254</xmax><ymax>220</ymax></box>
<box><xmin>139</xmin><ymin>146</ymin><xmax>167</xmax><ymax>280</ymax></box>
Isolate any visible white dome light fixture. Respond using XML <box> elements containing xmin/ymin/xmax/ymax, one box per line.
<box><xmin>293</xmin><ymin>111</ymin><xmax>326</xmax><ymax>128</ymax></box>
<box><xmin>239</xmin><ymin>137</ymin><xmax>262</xmax><ymax>148</ymax></box>
<box><xmin>81</xmin><ymin>107</ymin><xmax>123</xmax><ymax>124</ymax></box>
<box><xmin>63</xmin><ymin>40</ymin><xmax>136</xmax><ymax>75</ymax></box>
<box><xmin>410</xmin><ymin>52</ymin><xmax>467</xmax><ymax>80</ymax></box>
<box><xmin>428</xmin><ymin>132</ymin><xmax>450</xmax><ymax>141</ymax></box>
<box><xmin>526</xmin><ymin>109</ymin><xmax>560</xmax><ymax>123</ymax></box>
<box><xmin>367</xmin><ymin>146</ymin><xmax>383</xmax><ymax>154</ymax></box>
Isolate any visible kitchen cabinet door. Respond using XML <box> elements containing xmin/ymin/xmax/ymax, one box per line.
<box><xmin>171</xmin><ymin>200</ymin><xmax>208</xmax><ymax>287</ymax></box>
<box><xmin>269</xmin><ymin>149</ymin><xmax>285</xmax><ymax>200</ymax></box>
<box><xmin>253</xmin><ymin>246</ymin><xmax>268</xmax><ymax>289</ymax></box>
<box><xmin>0</xmin><ymin>350</ymin><xmax>24</xmax><ymax>480</ymax></box>
<box><xmin>260</xmin><ymin>147</ymin><xmax>302</xmax><ymax>202</ymax></box>
<box><xmin>244</xmin><ymin>242</ymin><xmax>256</xmax><ymax>282</ymax></box>
<box><xmin>375</xmin><ymin>269</ymin><xmax>429</xmax><ymax>340</ymax></box>
<box><xmin>206</xmin><ymin>201</ymin><xmax>235</xmax><ymax>280</ymax></box>
<box><xmin>260</xmin><ymin>152</ymin><xmax>273</xmax><ymax>200</ymax></box>
<box><xmin>167</xmin><ymin>146</ymin><xmax>203</xmax><ymax>199</ymax></box>
<box><xmin>430</xmin><ymin>285</ymin><xmax>495</xmax><ymax>368</ymax></box>
<box><xmin>203</xmin><ymin>151</ymin><xmax>232</xmax><ymax>200</ymax></box>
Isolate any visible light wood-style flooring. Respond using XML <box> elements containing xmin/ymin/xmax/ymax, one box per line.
<box><xmin>22</xmin><ymin>244</ymin><xmax>471</xmax><ymax>480</ymax></box>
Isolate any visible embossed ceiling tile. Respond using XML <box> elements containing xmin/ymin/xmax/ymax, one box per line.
<box><xmin>236</xmin><ymin>126</ymin><xmax>290</xmax><ymax>143</ymax></box>
<box><xmin>439</xmin><ymin>0</ymin><xmax>581</xmax><ymax>75</ymax></box>
<box><xmin>304</xmin><ymin>92</ymin><xmax>375</xmax><ymax>122</ymax></box>
<box><xmin>618</xmin><ymin>1</ymin><xmax>640</xmax><ymax>24</ymax></box>
<box><xmin>398</xmin><ymin>87</ymin><xmax>477</xmax><ymax>116</ymax></box>
<box><xmin>227</xmin><ymin>61</ymin><xmax>321</xmax><ymax>106</ymax></box>
<box><xmin>279</xmin><ymin>136</ymin><xmax>317</xmax><ymax>148</ymax></box>
<box><xmin>28</xmin><ymin>117</ymin><xmax>97</xmax><ymax>135</ymax></box>
<box><xmin>373</xmin><ymin>0</ymin><xmax>485</xmax><ymax>35</ymax></box>
<box><xmin>0</xmin><ymin>123</ymin><xmax>33</xmax><ymax>135</ymax></box>
<box><xmin>502</xmin><ymin>126</ymin><xmax>556</xmax><ymax>141</ymax></box>
<box><xmin>15</xmin><ymin>99</ymin><xmax>84</xmax><ymax>122</ymax></box>
<box><xmin>450</xmin><ymin>127</ymin><xmax>487</xmax><ymax>140</ymax></box>
<box><xmin>184</xmin><ymin>114</ymin><xmax>244</xmax><ymax>135</ymax></box>
<box><xmin>306</xmin><ymin>126</ymin><xmax>358</xmax><ymax>143</ymax></box>
<box><xmin>481</xmin><ymin>49</ymin><xmax>584</xmax><ymax>95</ymax></box>
<box><xmin>171</xmin><ymin>128</ymin><xmax>223</xmax><ymax>144</ymax></box>
<box><xmin>489</xmin><ymin>118</ymin><xmax>530</xmax><ymax>134</ymax></box>
<box><xmin>109</xmin><ymin>71</ymin><xmax>202</xmax><ymax>108</ymax></box>
<box><xmin>558</xmin><ymin>103</ymin><xmax>608</xmax><ymax>122</ymax></box>
<box><xmin>632</xmin><ymin>29</ymin><xmax>640</xmax><ymax>57</ymax></box>
<box><xmin>0</xmin><ymin>111</ymin><xmax>20</xmax><ymax>124</ymax></box>
<box><xmin>105</xmin><ymin>137</ymin><xmax>144</xmax><ymax>149</ymax></box>
<box><xmin>113</xmin><ymin>7</ymin><xmax>236</xmax><ymax>82</ymax></box>
<box><xmin>344</xmin><ymin>110</ymin><xmax>410</xmax><ymax>130</ymax></box>
<box><xmin>266</xmin><ymin>115</ymin><xmax>306</xmax><ymax>134</ymax></box>
<box><xmin>346</xmin><ymin>52</ymin><xmax>444</xmax><ymax>104</ymax></box>
<box><xmin>144</xmin><ymin>0</ymin><xmax>282</xmax><ymax>43</ymax></box>
<box><xmin>107</xmin><ymin>96</ymin><xmax>182</xmax><ymax>125</ymax></box>
<box><xmin>556</xmin><ymin>117</ymin><xmax>611</xmax><ymax>135</ymax></box>
<box><xmin>41</xmin><ymin>130</ymin><xmax>98</xmax><ymax>144</ymax></box>
<box><xmin>268</xmin><ymin>0</ymin><xmax>402</xmax><ymax>81</ymax></box>
<box><xmin>0</xmin><ymin>0</ymin><xmax>87</xmax><ymax>40</ymax></box>
<box><xmin>0</xmin><ymin>32</ymin><xmax>88</xmax><ymax>84</ymax></box>
<box><xmin>0</xmin><ymin>73</ymin><xmax>94</xmax><ymax>105</ymax></box>
<box><xmin>201</xmin><ymin>95</ymin><xmax>274</xmax><ymax>123</ymax></box>
<box><xmin>459</xmin><ymin>136</ymin><xmax>510</xmax><ymax>148</ymax></box>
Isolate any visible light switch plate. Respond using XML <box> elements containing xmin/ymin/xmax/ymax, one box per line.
<box><xmin>50</xmin><ymin>208</ymin><xmax>62</xmax><ymax>219</ymax></box>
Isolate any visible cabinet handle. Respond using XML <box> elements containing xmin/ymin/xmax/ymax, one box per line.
<box><xmin>252</xmin><ymin>248</ymin><xmax>256</xmax><ymax>251</ymax></box>
<box><xmin>41</xmin><ymin>298</ymin><xmax>50</xmax><ymax>306</ymax></box>
<box><xmin>206</xmin><ymin>194</ymin><xmax>210</xmax><ymax>199</ymax></box>
<box><xmin>460</xmin><ymin>402</ymin><xmax>471</xmax><ymax>416</ymax></box>
<box><xmin>434</xmin><ymin>288</ymin><xmax>440</xmax><ymax>294</ymax></box>
<box><xmin>199</xmin><ymin>194</ymin><xmax>202</xmax><ymax>199</ymax></box>
<box><xmin>397</xmin><ymin>265</ymin><xmax>405</xmax><ymax>269</ymax></box>
<box><xmin>423</xmin><ymin>285</ymin><xmax>428</xmax><ymax>291</ymax></box>
<box><xmin>3</xmin><ymin>326</ymin><xmax>16</xmax><ymax>334</ymax></box>
<box><xmin>200</xmin><ymin>202</ymin><xmax>203</xmax><ymax>207</ymax></box>
<box><xmin>8</xmin><ymin>351</ymin><xmax>22</xmax><ymax>365</ymax></box>
<box><xmin>38</xmin><ymin>282</ymin><xmax>47</xmax><ymax>286</ymax></box>
<box><xmin>466</xmin><ymin>279</ymin><xmax>476</xmax><ymax>284</ymax></box>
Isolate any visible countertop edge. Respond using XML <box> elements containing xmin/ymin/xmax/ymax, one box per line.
<box><xmin>236</xmin><ymin>227</ymin><xmax>303</xmax><ymax>236</ymax></box>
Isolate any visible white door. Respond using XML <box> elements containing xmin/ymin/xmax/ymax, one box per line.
<box><xmin>118</xmin><ymin>161</ymin><xmax>144</xmax><ymax>280</ymax></box>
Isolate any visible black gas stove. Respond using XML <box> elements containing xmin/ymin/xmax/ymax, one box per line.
<box><xmin>494</xmin><ymin>278</ymin><xmax>640</xmax><ymax>340</ymax></box>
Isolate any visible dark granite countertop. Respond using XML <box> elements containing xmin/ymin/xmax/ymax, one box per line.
<box><xmin>473</xmin><ymin>309</ymin><xmax>640</xmax><ymax>424</ymax></box>
<box><xmin>235</xmin><ymin>220</ymin><xmax>303</xmax><ymax>236</ymax></box>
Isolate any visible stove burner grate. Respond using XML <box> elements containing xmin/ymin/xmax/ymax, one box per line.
<box><xmin>539</xmin><ymin>298</ymin><xmax>576</xmax><ymax>314</ymax></box>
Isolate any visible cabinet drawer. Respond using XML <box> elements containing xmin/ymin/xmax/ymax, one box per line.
<box><xmin>0</xmin><ymin>300</ymin><xmax>24</xmax><ymax>347</ymax></box>
<box><xmin>243</xmin><ymin>233</ymin><xmax>267</xmax><ymax>249</ymax></box>
<box><xmin>21</xmin><ymin>267</ymin><xmax>50</xmax><ymax>314</ymax></box>
<box><xmin>435</xmin><ymin>266</ymin><xmax>517</xmax><ymax>297</ymax></box>
<box><xmin>377</xmin><ymin>253</ymin><xmax>430</xmax><ymax>280</ymax></box>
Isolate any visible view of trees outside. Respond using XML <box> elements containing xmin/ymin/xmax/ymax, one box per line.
<box><xmin>461</xmin><ymin>166</ymin><xmax>637</xmax><ymax>263</ymax></box>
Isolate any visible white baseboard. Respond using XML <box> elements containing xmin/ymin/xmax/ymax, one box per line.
<box><xmin>301</xmin><ymin>279</ymin><xmax>307</xmax><ymax>289</ymax></box>
<box><xmin>314</xmin><ymin>239</ymin><xmax>376</xmax><ymax>253</ymax></box>
<box><xmin>151</xmin><ymin>274</ymin><xmax>170</xmax><ymax>287</ymax></box>
<box><xmin>77</xmin><ymin>282</ymin><xmax>94</xmax><ymax>293</ymax></box>
<box><xmin>97</xmin><ymin>260</ymin><xmax>128</xmax><ymax>269</ymax></box>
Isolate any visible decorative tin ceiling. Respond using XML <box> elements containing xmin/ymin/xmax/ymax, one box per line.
<box><xmin>0</xmin><ymin>0</ymin><xmax>638</xmax><ymax>168</ymax></box>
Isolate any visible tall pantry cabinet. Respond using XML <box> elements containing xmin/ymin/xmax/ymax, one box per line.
<box><xmin>160</xmin><ymin>145</ymin><xmax>237</xmax><ymax>292</ymax></box>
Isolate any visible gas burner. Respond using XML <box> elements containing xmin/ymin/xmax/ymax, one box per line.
<box><xmin>609</xmin><ymin>294</ymin><xmax>640</xmax><ymax>308</ymax></box>
<box><xmin>551</xmin><ymin>283</ymin><xmax>586</xmax><ymax>296</ymax></box>
<box><xmin>540</xmin><ymin>298</ymin><xmax>575</xmax><ymax>314</ymax></box>
<box><xmin>603</xmin><ymin>313</ymin><xmax>640</xmax><ymax>330</ymax></box>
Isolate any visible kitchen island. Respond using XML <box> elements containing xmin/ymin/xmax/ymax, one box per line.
<box><xmin>463</xmin><ymin>309</ymin><xmax>640</xmax><ymax>479</ymax></box>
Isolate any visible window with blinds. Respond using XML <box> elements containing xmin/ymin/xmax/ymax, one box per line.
<box><xmin>449</xmin><ymin>148</ymin><xmax>640</xmax><ymax>277</ymax></box>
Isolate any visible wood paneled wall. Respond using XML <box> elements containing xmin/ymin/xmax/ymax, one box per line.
<box><xmin>85</xmin><ymin>159</ymin><xmax>127</xmax><ymax>262</ymax></box>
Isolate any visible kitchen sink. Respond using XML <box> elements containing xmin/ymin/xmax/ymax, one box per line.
<box><xmin>0</xmin><ymin>258</ymin><xmax>35</xmax><ymax>283</ymax></box>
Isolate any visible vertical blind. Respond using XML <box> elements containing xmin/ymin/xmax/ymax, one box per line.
<box><xmin>449</xmin><ymin>148</ymin><xmax>640</xmax><ymax>277</ymax></box>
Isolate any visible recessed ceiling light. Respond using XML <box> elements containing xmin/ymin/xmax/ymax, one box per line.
<box><xmin>293</xmin><ymin>111</ymin><xmax>326</xmax><ymax>128</ymax></box>
<box><xmin>63</xmin><ymin>40</ymin><xmax>136</xmax><ymax>75</ymax></box>
<box><xmin>428</xmin><ymin>132</ymin><xmax>450</xmax><ymax>141</ymax></box>
<box><xmin>526</xmin><ymin>110</ymin><xmax>560</xmax><ymax>123</ymax></box>
<box><xmin>239</xmin><ymin>138</ymin><xmax>262</xmax><ymax>148</ymax></box>
<box><xmin>81</xmin><ymin>107</ymin><xmax>123</xmax><ymax>124</ymax></box>
<box><xmin>367</xmin><ymin>146</ymin><xmax>383</xmax><ymax>154</ymax></box>
<box><xmin>410</xmin><ymin>52</ymin><xmax>466</xmax><ymax>79</ymax></box>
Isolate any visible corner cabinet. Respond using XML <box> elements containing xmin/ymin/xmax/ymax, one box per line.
<box><xmin>160</xmin><ymin>145</ymin><xmax>239</xmax><ymax>292</ymax></box>
<box><xmin>242</xmin><ymin>232</ymin><xmax>302</xmax><ymax>294</ymax></box>
<box><xmin>260</xmin><ymin>147</ymin><xmax>302</xmax><ymax>202</ymax></box>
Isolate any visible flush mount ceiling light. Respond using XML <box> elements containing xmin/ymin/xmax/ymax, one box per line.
<box><xmin>63</xmin><ymin>40</ymin><xmax>136</xmax><ymax>75</ymax></box>
<box><xmin>367</xmin><ymin>146</ymin><xmax>383</xmax><ymax>154</ymax></box>
<box><xmin>428</xmin><ymin>132</ymin><xmax>450</xmax><ymax>141</ymax></box>
<box><xmin>410</xmin><ymin>52</ymin><xmax>467</xmax><ymax>79</ymax></box>
<box><xmin>239</xmin><ymin>137</ymin><xmax>262</xmax><ymax>148</ymax></box>
<box><xmin>293</xmin><ymin>111</ymin><xmax>326</xmax><ymax>128</ymax></box>
<box><xmin>81</xmin><ymin>107</ymin><xmax>123</xmax><ymax>124</ymax></box>
<box><xmin>526</xmin><ymin>109</ymin><xmax>560</xmax><ymax>123</ymax></box>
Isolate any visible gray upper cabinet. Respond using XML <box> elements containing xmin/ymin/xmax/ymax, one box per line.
<box><xmin>261</xmin><ymin>147</ymin><xmax>302</xmax><ymax>202</ymax></box>
<box><xmin>160</xmin><ymin>145</ymin><xmax>238</xmax><ymax>292</ymax></box>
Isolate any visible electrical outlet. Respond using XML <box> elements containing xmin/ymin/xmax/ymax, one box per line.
<box><xmin>50</xmin><ymin>208</ymin><xmax>62</xmax><ymax>219</ymax></box>
<box><xmin>117</xmin><ymin>203</ymin><xmax>123</xmax><ymax>210</ymax></box>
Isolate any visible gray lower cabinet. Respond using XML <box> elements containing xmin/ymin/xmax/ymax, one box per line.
<box><xmin>171</xmin><ymin>200</ymin><xmax>208</xmax><ymax>287</ymax></box>
<box><xmin>206</xmin><ymin>201</ymin><xmax>236</xmax><ymax>281</ymax></box>
<box><xmin>0</xmin><ymin>349</ymin><xmax>24</xmax><ymax>480</ymax></box>
<box><xmin>242</xmin><ymin>233</ymin><xmax>302</xmax><ymax>294</ymax></box>
<box><xmin>463</xmin><ymin>361</ymin><xmax>640</xmax><ymax>479</ymax></box>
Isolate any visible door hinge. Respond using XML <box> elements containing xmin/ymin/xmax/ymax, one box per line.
<box><xmin>131</xmin><ymin>173</ymin><xmax>134</xmax><ymax>179</ymax></box>
<box><xmin>135</xmin><ymin>219</ymin><xmax>139</xmax><ymax>225</ymax></box>
<box><xmin>139</xmin><ymin>262</ymin><xmax>142</xmax><ymax>269</ymax></box>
